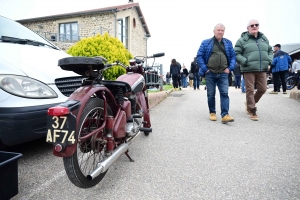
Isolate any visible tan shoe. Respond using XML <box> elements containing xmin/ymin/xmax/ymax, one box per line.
<box><xmin>283</xmin><ymin>92</ymin><xmax>287</xmax><ymax>94</ymax></box>
<box><xmin>270</xmin><ymin>91</ymin><xmax>278</xmax><ymax>94</ymax></box>
<box><xmin>249</xmin><ymin>107</ymin><xmax>258</xmax><ymax>121</ymax></box>
<box><xmin>221</xmin><ymin>114</ymin><xmax>234</xmax><ymax>124</ymax></box>
<box><xmin>209</xmin><ymin>113</ymin><xmax>217</xmax><ymax>121</ymax></box>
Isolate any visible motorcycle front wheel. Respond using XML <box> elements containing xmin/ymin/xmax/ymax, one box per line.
<box><xmin>63</xmin><ymin>97</ymin><xmax>112</xmax><ymax>188</ymax></box>
<box><xmin>286</xmin><ymin>77</ymin><xmax>296</xmax><ymax>90</ymax></box>
<box><xmin>136</xmin><ymin>101</ymin><xmax>150</xmax><ymax>136</ymax></box>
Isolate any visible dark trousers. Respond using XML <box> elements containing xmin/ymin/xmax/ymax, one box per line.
<box><xmin>234</xmin><ymin>75</ymin><xmax>241</xmax><ymax>88</ymax></box>
<box><xmin>172</xmin><ymin>75</ymin><xmax>179</xmax><ymax>88</ymax></box>
<box><xmin>273</xmin><ymin>71</ymin><xmax>287</xmax><ymax>92</ymax></box>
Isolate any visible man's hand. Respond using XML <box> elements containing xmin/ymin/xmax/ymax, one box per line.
<box><xmin>224</xmin><ymin>68</ymin><xmax>230</xmax><ymax>74</ymax></box>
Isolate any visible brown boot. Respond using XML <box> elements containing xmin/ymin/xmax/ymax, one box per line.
<box><xmin>244</xmin><ymin>102</ymin><xmax>250</xmax><ymax>115</ymax></box>
<box><xmin>249</xmin><ymin>107</ymin><xmax>258</xmax><ymax>121</ymax></box>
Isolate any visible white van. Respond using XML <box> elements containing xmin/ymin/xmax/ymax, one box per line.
<box><xmin>0</xmin><ymin>15</ymin><xmax>83</xmax><ymax>149</ymax></box>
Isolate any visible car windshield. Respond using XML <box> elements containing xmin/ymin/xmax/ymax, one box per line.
<box><xmin>0</xmin><ymin>16</ymin><xmax>55</xmax><ymax>48</ymax></box>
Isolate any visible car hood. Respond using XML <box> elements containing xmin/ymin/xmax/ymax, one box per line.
<box><xmin>0</xmin><ymin>43</ymin><xmax>77</xmax><ymax>83</ymax></box>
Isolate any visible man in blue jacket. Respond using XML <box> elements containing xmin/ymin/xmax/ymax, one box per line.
<box><xmin>197</xmin><ymin>23</ymin><xmax>236</xmax><ymax>124</ymax></box>
<box><xmin>270</xmin><ymin>44</ymin><xmax>292</xmax><ymax>94</ymax></box>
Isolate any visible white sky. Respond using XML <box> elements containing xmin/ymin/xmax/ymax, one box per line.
<box><xmin>1</xmin><ymin>0</ymin><xmax>300</xmax><ymax>74</ymax></box>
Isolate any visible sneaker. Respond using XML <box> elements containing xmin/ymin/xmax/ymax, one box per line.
<box><xmin>283</xmin><ymin>92</ymin><xmax>287</xmax><ymax>94</ymax></box>
<box><xmin>221</xmin><ymin>114</ymin><xmax>234</xmax><ymax>124</ymax></box>
<box><xmin>244</xmin><ymin>102</ymin><xmax>250</xmax><ymax>114</ymax></box>
<box><xmin>249</xmin><ymin>107</ymin><xmax>258</xmax><ymax>121</ymax></box>
<box><xmin>270</xmin><ymin>91</ymin><xmax>278</xmax><ymax>94</ymax></box>
<box><xmin>209</xmin><ymin>113</ymin><xmax>217</xmax><ymax>121</ymax></box>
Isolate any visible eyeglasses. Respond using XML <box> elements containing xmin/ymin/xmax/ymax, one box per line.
<box><xmin>250</xmin><ymin>24</ymin><xmax>259</xmax><ymax>28</ymax></box>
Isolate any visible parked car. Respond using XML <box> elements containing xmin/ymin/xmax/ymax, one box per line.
<box><xmin>0</xmin><ymin>15</ymin><xmax>83</xmax><ymax>149</ymax></box>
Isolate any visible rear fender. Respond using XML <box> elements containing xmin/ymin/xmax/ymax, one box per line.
<box><xmin>53</xmin><ymin>86</ymin><xmax>118</xmax><ymax>157</ymax></box>
<box><xmin>137</xmin><ymin>91</ymin><xmax>151</xmax><ymax>128</ymax></box>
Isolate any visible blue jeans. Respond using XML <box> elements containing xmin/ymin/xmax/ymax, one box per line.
<box><xmin>205</xmin><ymin>71</ymin><xmax>230</xmax><ymax>117</ymax></box>
<box><xmin>193</xmin><ymin>73</ymin><xmax>200</xmax><ymax>89</ymax></box>
<box><xmin>241</xmin><ymin>76</ymin><xmax>246</xmax><ymax>92</ymax></box>
<box><xmin>181</xmin><ymin>76</ymin><xmax>188</xmax><ymax>87</ymax></box>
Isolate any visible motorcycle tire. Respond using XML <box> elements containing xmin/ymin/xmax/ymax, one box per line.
<box><xmin>286</xmin><ymin>77</ymin><xmax>296</xmax><ymax>90</ymax></box>
<box><xmin>63</xmin><ymin>97</ymin><xmax>112</xmax><ymax>188</ymax></box>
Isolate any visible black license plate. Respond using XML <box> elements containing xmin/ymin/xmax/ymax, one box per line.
<box><xmin>46</xmin><ymin>114</ymin><xmax>76</xmax><ymax>145</ymax></box>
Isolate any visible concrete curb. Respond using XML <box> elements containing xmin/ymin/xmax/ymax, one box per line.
<box><xmin>148</xmin><ymin>89</ymin><xmax>173</xmax><ymax>109</ymax></box>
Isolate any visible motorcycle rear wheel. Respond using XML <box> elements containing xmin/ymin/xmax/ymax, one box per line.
<box><xmin>63</xmin><ymin>97</ymin><xmax>112</xmax><ymax>188</ymax></box>
<box><xmin>286</xmin><ymin>77</ymin><xmax>296</xmax><ymax>90</ymax></box>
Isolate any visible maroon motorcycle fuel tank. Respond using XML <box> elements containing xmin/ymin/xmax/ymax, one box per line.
<box><xmin>117</xmin><ymin>73</ymin><xmax>145</xmax><ymax>94</ymax></box>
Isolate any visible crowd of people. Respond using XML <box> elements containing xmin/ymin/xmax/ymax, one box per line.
<box><xmin>165</xmin><ymin>19</ymin><xmax>300</xmax><ymax>123</ymax></box>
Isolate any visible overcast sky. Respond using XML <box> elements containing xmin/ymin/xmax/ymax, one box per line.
<box><xmin>1</xmin><ymin>0</ymin><xmax>300</xmax><ymax>73</ymax></box>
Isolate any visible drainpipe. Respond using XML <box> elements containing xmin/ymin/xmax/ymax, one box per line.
<box><xmin>112</xmin><ymin>9</ymin><xmax>118</xmax><ymax>37</ymax></box>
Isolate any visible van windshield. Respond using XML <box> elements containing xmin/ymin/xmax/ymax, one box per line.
<box><xmin>0</xmin><ymin>16</ymin><xmax>56</xmax><ymax>49</ymax></box>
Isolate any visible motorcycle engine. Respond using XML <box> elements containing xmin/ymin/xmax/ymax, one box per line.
<box><xmin>126</xmin><ymin>120</ymin><xmax>140</xmax><ymax>137</ymax></box>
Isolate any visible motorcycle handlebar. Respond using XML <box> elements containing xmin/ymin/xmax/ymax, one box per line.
<box><xmin>152</xmin><ymin>52</ymin><xmax>165</xmax><ymax>58</ymax></box>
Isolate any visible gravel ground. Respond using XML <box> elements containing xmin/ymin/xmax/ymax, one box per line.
<box><xmin>9</xmin><ymin>86</ymin><xmax>300</xmax><ymax>200</ymax></box>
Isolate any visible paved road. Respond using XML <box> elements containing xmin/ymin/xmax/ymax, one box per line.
<box><xmin>10</xmin><ymin>86</ymin><xmax>300</xmax><ymax>200</ymax></box>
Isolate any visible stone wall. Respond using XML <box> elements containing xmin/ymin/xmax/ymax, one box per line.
<box><xmin>20</xmin><ymin>8</ymin><xmax>147</xmax><ymax>56</ymax></box>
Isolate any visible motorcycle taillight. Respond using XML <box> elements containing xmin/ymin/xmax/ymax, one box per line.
<box><xmin>48</xmin><ymin>106</ymin><xmax>70</xmax><ymax>116</ymax></box>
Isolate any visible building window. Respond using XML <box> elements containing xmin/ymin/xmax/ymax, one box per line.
<box><xmin>59</xmin><ymin>22</ymin><xmax>79</xmax><ymax>42</ymax></box>
<box><xmin>117</xmin><ymin>17</ymin><xmax>128</xmax><ymax>48</ymax></box>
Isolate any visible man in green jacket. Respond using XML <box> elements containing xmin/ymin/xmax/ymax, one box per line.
<box><xmin>234</xmin><ymin>19</ymin><xmax>273</xmax><ymax>121</ymax></box>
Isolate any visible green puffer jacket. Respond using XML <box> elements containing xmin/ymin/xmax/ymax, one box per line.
<box><xmin>234</xmin><ymin>31</ymin><xmax>273</xmax><ymax>73</ymax></box>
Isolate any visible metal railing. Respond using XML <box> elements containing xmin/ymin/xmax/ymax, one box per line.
<box><xmin>144</xmin><ymin>64</ymin><xmax>164</xmax><ymax>90</ymax></box>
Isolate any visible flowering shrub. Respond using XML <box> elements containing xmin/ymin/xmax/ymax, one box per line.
<box><xmin>67</xmin><ymin>33</ymin><xmax>133</xmax><ymax>80</ymax></box>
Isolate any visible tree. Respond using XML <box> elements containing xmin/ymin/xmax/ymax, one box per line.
<box><xmin>67</xmin><ymin>33</ymin><xmax>133</xmax><ymax>80</ymax></box>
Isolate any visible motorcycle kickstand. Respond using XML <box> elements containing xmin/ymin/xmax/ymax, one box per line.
<box><xmin>125</xmin><ymin>151</ymin><xmax>134</xmax><ymax>162</ymax></box>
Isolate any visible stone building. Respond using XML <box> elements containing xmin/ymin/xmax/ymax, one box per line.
<box><xmin>16</xmin><ymin>2</ymin><xmax>150</xmax><ymax>57</ymax></box>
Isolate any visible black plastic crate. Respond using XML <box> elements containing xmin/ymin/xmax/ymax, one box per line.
<box><xmin>0</xmin><ymin>151</ymin><xmax>23</xmax><ymax>200</ymax></box>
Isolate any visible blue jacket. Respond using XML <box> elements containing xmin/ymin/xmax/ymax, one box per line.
<box><xmin>271</xmin><ymin>50</ymin><xmax>292</xmax><ymax>73</ymax></box>
<box><xmin>196</xmin><ymin>37</ymin><xmax>236</xmax><ymax>77</ymax></box>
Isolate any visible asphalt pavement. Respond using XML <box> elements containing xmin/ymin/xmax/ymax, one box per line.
<box><xmin>10</xmin><ymin>86</ymin><xmax>300</xmax><ymax>200</ymax></box>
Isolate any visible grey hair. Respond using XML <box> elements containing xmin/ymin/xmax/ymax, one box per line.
<box><xmin>247</xmin><ymin>19</ymin><xmax>259</xmax><ymax>27</ymax></box>
<box><xmin>214</xmin><ymin>23</ymin><xmax>225</xmax><ymax>30</ymax></box>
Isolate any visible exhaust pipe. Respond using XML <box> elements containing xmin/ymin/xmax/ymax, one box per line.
<box><xmin>87</xmin><ymin>131</ymin><xmax>141</xmax><ymax>180</ymax></box>
<box><xmin>87</xmin><ymin>143</ymin><xmax>129</xmax><ymax>180</ymax></box>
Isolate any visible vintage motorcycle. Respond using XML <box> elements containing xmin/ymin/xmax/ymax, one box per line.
<box><xmin>46</xmin><ymin>52</ymin><xmax>164</xmax><ymax>188</ymax></box>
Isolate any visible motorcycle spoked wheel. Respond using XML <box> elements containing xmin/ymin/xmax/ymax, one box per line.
<box><xmin>286</xmin><ymin>77</ymin><xmax>296</xmax><ymax>90</ymax></box>
<box><xmin>135</xmin><ymin>101</ymin><xmax>150</xmax><ymax>136</ymax></box>
<box><xmin>63</xmin><ymin>97</ymin><xmax>112</xmax><ymax>188</ymax></box>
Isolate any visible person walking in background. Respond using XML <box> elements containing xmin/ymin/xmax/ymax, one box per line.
<box><xmin>170</xmin><ymin>59</ymin><xmax>180</xmax><ymax>90</ymax></box>
<box><xmin>234</xmin><ymin>19</ymin><xmax>273</xmax><ymax>121</ymax></box>
<box><xmin>197</xmin><ymin>23</ymin><xmax>236</xmax><ymax>124</ymax></box>
<box><xmin>188</xmin><ymin>69</ymin><xmax>194</xmax><ymax>87</ymax></box>
<box><xmin>177</xmin><ymin>61</ymin><xmax>182</xmax><ymax>89</ymax></box>
<box><xmin>191</xmin><ymin>57</ymin><xmax>200</xmax><ymax>90</ymax></box>
<box><xmin>166</xmin><ymin>72</ymin><xmax>171</xmax><ymax>85</ymax></box>
<box><xmin>241</xmin><ymin>74</ymin><xmax>246</xmax><ymax>93</ymax></box>
<box><xmin>292</xmin><ymin>57</ymin><xmax>300</xmax><ymax>75</ymax></box>
<box><xmin>270</xmin><ymin>44</ymin><xmax>292</xmax><ymax>94</ymax></box>
<box><xmin>233</xmin><ymin>62</ymin><xmax>241</xmax><ymax>89</ymax></box>
<box><xmin>181</xmin><ymin>65</ymin><xmax>189</xmax><ymax>88</ymax></box>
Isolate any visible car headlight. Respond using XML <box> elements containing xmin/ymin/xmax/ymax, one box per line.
<box><xmin>0</xmin><ymin>75</ymin><xmax>58</xmax><ymax>99</ymax></box>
